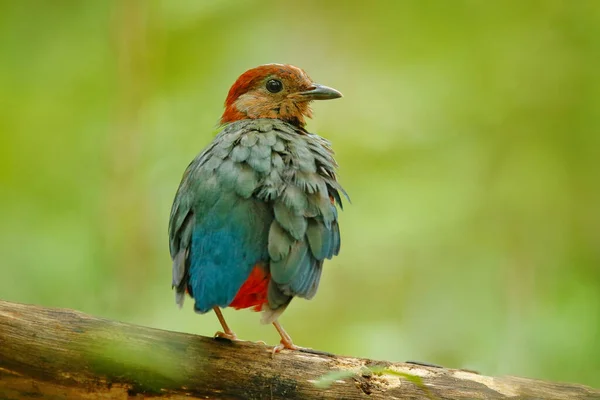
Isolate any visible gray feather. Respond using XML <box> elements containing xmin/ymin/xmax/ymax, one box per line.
<box><xmin>273</xmin><ymin>201</ymin><xmax>307</xmax><ymax>240</ymax></box>
<box><xmin>234</xmin><ymin>164</ymin><xmax>259</xmax><ymax>198</ymax></box>
<box><xmin>230</xmin><ymin>145</ymin><xmax>250</xmax><ymax>162</ymax></box>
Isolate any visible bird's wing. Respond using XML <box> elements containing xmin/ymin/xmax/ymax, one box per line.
<box><xmin>169</xmin><ymin>121</ymin><xmax>272</xmax><ymax>313</ymax></box>
<box><xmin>261</xmin><ymin>122</ymin><xmax>346</xmax><ymax>323</ymax></box>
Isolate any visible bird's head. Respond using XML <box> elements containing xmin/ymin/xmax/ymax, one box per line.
<box><xmin>220</xmin><ymin>64</ymin><xmax>342</xmax><ymax>128</ymax></box>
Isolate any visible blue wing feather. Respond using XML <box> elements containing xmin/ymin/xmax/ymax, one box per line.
<box><xmin>189</xmin><ymin>197</ymin><xmax>270</xmax><ymax>313</ymax></box>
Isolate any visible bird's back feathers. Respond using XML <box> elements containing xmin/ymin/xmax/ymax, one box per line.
<box><xmin>169</xmin><ymin>119</ymin><xmax>346</xmax><ymax>322</ymax></box>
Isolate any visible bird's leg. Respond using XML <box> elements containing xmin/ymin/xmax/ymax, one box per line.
<box><xmin>213</xmin><ymin>307</ymin><xmax>238</xmax><ymax>341</ymax></box>
<box><xmin>271</xmin><ymin>320</ymin><xmax>299</xmax><ymax>355</ymax></box>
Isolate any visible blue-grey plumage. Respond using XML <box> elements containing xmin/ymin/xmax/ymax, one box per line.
<box><xmin>169</xmin><ymin>118</ymin><xmax>347</xmax><ymax>321</ymax></box>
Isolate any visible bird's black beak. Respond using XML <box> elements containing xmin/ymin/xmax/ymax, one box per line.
<box><xmin>297</xmin><ymin>84</ymin><xmax>342</xmax><ymax>100</ymax></box>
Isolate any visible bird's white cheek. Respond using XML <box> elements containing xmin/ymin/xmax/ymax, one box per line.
<box><xmin>233</xmin><ymin>93</ymin><xmax>256</xmax><ymax>114</ymax></box>
<box><xmin>234</xmin><ymin>93</ymin><xmax>275</xmax><ymax>118</ymax></box>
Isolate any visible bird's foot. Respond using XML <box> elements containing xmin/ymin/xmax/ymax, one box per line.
<box><xmin>214</xmin><ymin>330</ymin><xmax>238</xmax><ymax>341</ymax></box>
<box><xmin>214</xmin><ymin>331</ymin><xmax>268</xmax><ymax>347</ymax></box>
<box><xmin>270</xmin><ymin>338</ymin><xmax>300</xmax><ymax>357</ymax></box>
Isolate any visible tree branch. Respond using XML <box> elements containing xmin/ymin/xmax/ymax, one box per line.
<box><xmin>0</xmin><ymin>300</ymin><xmax>597</xmax><ymax>399</ymax></box>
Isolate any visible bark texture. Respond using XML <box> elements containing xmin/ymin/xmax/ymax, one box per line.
<box><xmin>0</xmin><ymin>300</ymin><xmax>598</xmax><ymax>399</ymax></box>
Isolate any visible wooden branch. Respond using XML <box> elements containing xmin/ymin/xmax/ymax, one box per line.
<box><xmin>0</xmin><ymin>300</ymin><xmax>597</xmax><ymax>400</ymax></box>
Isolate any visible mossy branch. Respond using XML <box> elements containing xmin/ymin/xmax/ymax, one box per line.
<box><xmin>0</xmin><ymin>300</ymin><xmax>597</xmax><ymax>399</ymax></box>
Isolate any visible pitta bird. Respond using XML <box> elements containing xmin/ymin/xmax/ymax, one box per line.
<box><xmin>169</xmin><ymin>64</ymin><xmax>347</xmax><ymax>352</ymax></box>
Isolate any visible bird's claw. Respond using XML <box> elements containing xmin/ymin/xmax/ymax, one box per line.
<box><xmin>270</xmin><ymin>339</ymin><xmax>300</xmax><ymax>357</ymax></box>
<box><xmin>214</xmin><ymin>331</ymin><xmax>238</xmax><ymax>341</ymax></box>
<box><xmin>214</xmin><ymin>332</ymin><xmax>268</xmax><ymax>346</ymax></box>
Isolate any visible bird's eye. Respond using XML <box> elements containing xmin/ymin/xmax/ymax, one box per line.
<box><xmin>266</xmin><ymin>79</ymin><xmax>283</xmax><ymax>93</ymax></box>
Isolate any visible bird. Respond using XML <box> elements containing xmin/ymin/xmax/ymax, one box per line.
<box><xmin>168</xmin><ymin>64</ymin><xmax>347</xmax><ymax>352</ymax></box>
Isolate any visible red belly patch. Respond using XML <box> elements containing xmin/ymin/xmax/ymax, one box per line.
<box><xmin>229</xmin><ymin>264</ymin><xmax>270</xmax><ymax>311</ymax></box>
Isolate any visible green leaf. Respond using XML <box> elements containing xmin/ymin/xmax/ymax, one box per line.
<box><xmin>370</xmin><ymin>366</ymin><xmax>434</xmax><ymax>399</ymax></box>
<box><xmin>312</xmin><ymin>369</ymin><xmax>357</xmax><ymax>389</ymax></box>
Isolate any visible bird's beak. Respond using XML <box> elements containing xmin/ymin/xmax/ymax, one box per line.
<box><xmin>297</xmin><ymin>84</ymin><xmax>342</xmax><ymax>100</ymax></box>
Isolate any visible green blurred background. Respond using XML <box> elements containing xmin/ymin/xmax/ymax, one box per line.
<box><xmin>1</xmin><ymin>0</ymin><xmax>599</xmax><ymax>388</ymax></box>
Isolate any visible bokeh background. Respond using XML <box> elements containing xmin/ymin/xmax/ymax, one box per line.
<box><xmin>1</xmin><ymin>0</ymin><xmax>599</xmax><ymax>388</ymax></box>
